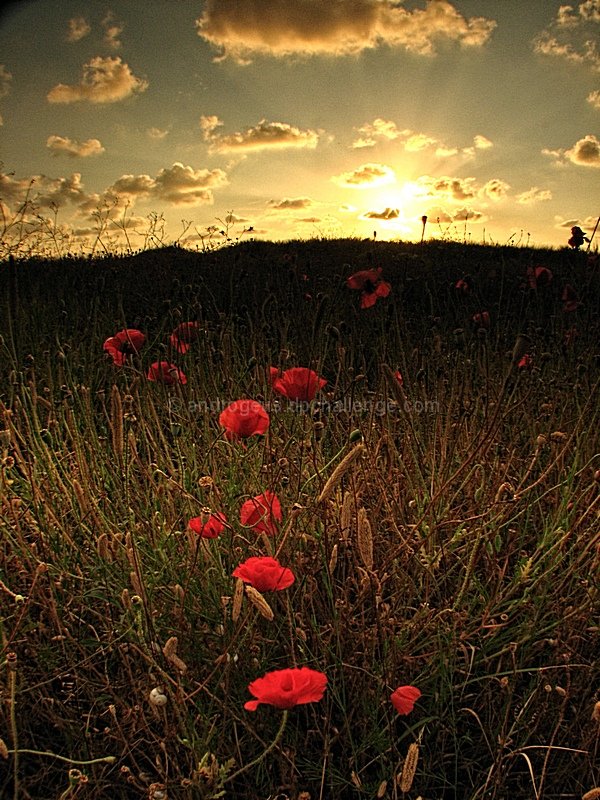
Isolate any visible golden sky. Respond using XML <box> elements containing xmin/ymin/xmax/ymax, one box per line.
<box><xmin>0</xmin><ymin>0</ymin><xmax>598</xmax><ymax>253</ymax></box>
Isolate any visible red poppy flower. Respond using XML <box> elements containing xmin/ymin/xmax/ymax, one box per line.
<box><xmin>528</xmin><ymin>265</ymin><xmax>553</xmax><ymax>289</ymax></box>
<box><xmin>561</xmin><ymin>284</ymin><xmax>581</xmax><ymax>312</ymax></box>
<box><xmin>390</xmin><ymin>685</ymin><xmax>421</xmax><ymax>715</ymax></box>
<box><xmin>240</xmin><ymin>491</ymin><xmax>282</xmax><ymax>536</ymax></box>
<box><xmin>170</xmin><ymin>321</ymin><xmax>201</xmax><ymax>354</ymax></box>
<box><xmin>147</xmin><ymin>361</ymin><xmax>187</xmax><ymax>385</ymax></box>
<box><xmin>244</xmin><ymin>666</ymin><xmax>328</xmax><ymax>711</ymax></box>
<box><xmin>568</xmin><ymin>226</ymin><xmax>589</xmax><ymax>249</ymax></box>
<box><xmin>454</xmin><ymin>277</ymin><xmax>471</xmax><ymax>293</ymax></box>
<box><xmin>188</xmin><ymin>510</ymin><xmax>227</xmax><ymax>539</ymax></box>
<box><xmin>233</xmin><ymin>556</ymin><xmax>295</xmax><ymax>592</ymax></box>
<box><xmin>219</xmin><ymin>399</ymin><xmax>270</xmax><ymax>440</ymax></box>
<box><xmin>270</xmin><ymin>366</ymin><xmax>327</xmax><ymax>402</ymax></box>
<box><xmin>394</xmin><ymin>370</ymin><xmax>403</xmax><ymax>386</ymax></box>
<box><xmin>347</xmin><ymin>267</ymin><xmax>391</xmax><ymax>309</ymax></box>
<box><xmin>517</xmin><ymin>354</ymin><xmax>532</xmax><ymax>369</ymax></box>
<box><xmin>472</xmin><ymin>311</ymin><xmax>490</xmax><ymax>328</ymax></box>
<box><xmin>103</xmin><ymin>328</ymin><xmax>145</xmax><ymax>366</ymax></box>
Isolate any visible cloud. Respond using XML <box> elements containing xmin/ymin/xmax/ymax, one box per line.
<box><xmin>201</xmin><ymin>117</ymin><xmax>321</xmax><ymax>152</ymax></box>
<box><xmin>47</xmin><ymin>56</ymin><xmax>148</xmax><ymax>104</ymax></box>
<box><xmin>66</xmin><ymin>17</ymin><xmax>91</xmax><ymax>42</ymax></box>
<box><xmin>196</xmin><ymin>0</ymin><xmax>496</xmax><ymax>63</ymax></box>
<box><xmin>0</xmin><ymin>171</ymin><xmax>90</xmax><ymax>209</ymax></box>
<box><xmin>332</xmin><ymin>162</ymin><xmax>396</xmax><ymax>188</ymax></box>
<box><xmin>102</xmin><ymin>11</ymin><xmax>124</xmax><ymax>50</ymax></box>
<box><xmin>405</xmin><ymin>133</ymin><xmax>438</xmax><ymax>152</ymax></box>
<box><xmin>351</xmin><ymin>119</ymin><xmax>493</xmax><ymax>158</ymax></box>
<box><xmin>555</xmin><ymin>213</ymin><xmax>598</xmax><ymax>231</ymax></box>
<box><xmin>147</xmin><ymin>127</ymin><xmax>169</xmax><ymax>140</ymax></box>
<box><xmin>588</xmin><ymin>88</ymin><xmax>600</xmax><ymax>106</ymax></box>
<box><xmin>417</xmin><ymin>175</ymin><xmax>477</xmax><ymax>200</ymax></box>
<box><xmin>362</xmin><ymin>207</ymin><xmax>400</xmax><ymax>220</ymax></box>
<box><xmin>473</xmin><ymin>134</ymin><xmax>493</xmax><ymax>149</ymax></box>
<box><xmin>46</xmin><ymin>135</ymin><xmax>105</xmax><ymax>157</ymax></box>
<box><xmin>533</xmin><ymin>2</ymin><xmax>600</xmax><ymax>71</ymax></box>
<box><xmin>109</xmin><ymin>162</ymin><xmax>229</xmax><ymax>206</ymax></box>
<box><xmin>480</xmin><ymin>178</ymin><xmax>510</xmax><ymax>200</ymax></box>
<box><xmin>268</xmin><ymin>197</ymin><xmax>314</xmax><ymax>209</ymax></box>
<box><xmin>352</xmin><ymin>117</ymin><xmax>407</xmax><ymax>148</ymax></box>
<box><xmin>565</xmin><ymin>133</ymin><xmax>600</xmax><ymax>165</ymax></box>
<box><xmin>546</xmin><ymin>133</ymin><xmax>600</xmax><ymax>166</ymax></box>
<box><xmin>426</xmin><ymin>204</ymin><xmax>486</xmax><ymax>224</ymax></box>
<box><xmin>516</xmin><ymin>186</ymin><xmax>553</xmax><ymax>204</ymax></box>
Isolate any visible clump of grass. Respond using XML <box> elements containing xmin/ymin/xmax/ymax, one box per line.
<box><xmin>0</xmin><ymin>238</ymin><xmax>598</xmax><ymax>799</ymax></box>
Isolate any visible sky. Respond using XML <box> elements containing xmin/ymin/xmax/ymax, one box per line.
<box><xmin>0</xmin><ymin>0</ymin><xmax>599</xmax><ymax>254</ymax></box>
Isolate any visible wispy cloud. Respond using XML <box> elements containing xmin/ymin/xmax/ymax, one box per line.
<box><xmin>351</xmin><ymin>119</ymin><xmax>493</xmax><ymax>158</ymax></box>
<box><xmin>200</xmin><ymin>115</ymin><xmax>321</xmax><ymax>152</ymax></box>
<box><xmin>147</xmin><ymin>127</ymin><xmax>169</xmax><ymax>140</ymax></box>
<box><xmin>352</xmin><ymin>118</ymin><xmax>408</xmax><ymax>148</ymax></box>
<box><xmin>516</xmin><ymin>186</ymin><xmax>553</xmax><ymax>204</ymax></box>
<box><xmin>46</xmin><ymin>135</ymin><xmax>105</xmax><ymax>158</ymax></box>
<box><xmin>533</xmin><ymin>1</ymin><xmax>600</xmax><ymax>71</ymax></box>
<box><xmin>332</xmin><ymin>162</ymin><xmax>396</xmax><ymax>188</ymax></box>
<box><xmin>196</xmin><ymin>0</ymin><xmax>496</xmax><ymax>63</ymax></box>
<box><xmin>587</xmin><ymin>88</ymin><xmax>600</xmax><ymax>107</ymax></box>
<box><xmin>47</xmin><ymin>57</ymin><xmax>148</xmax><ymax>104</ymax></box>
<box><xmin>268</xmin><ymin>197</ymin><xmax>314</xmax><ymax>210</ymax></box>
<box><xmin>66</xmin><ymin>16</ymin><xmax>91</xmax><ymax>43</ymax></box>
<box><xmin>101</xmin><ymin>11</ymin><xmax>124</xmax><ymax>50</ymax></box>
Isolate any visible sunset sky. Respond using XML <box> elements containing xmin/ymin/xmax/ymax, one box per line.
<box><xmin>0</xmin><ymin>0</ymin><xmax>598</xmax><ymax>253</ymax></box>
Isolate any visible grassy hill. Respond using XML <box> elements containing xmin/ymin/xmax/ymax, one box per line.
<box><xmin>0</xmin><ymin>239</ymin><xmax>599</xmax><ymax>799</ymax></box>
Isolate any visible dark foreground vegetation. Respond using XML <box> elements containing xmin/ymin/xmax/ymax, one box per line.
<box><xmin>0</xmin><ymin>238</ymin><xmax>599</xmax><ymax>800</ymax></box>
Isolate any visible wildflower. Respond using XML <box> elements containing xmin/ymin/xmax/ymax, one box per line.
<box><xmin>454</xmin><ymin>276</ymin><xmax>471</xmax><ymax>293</ymax></box>
<box><xmin>240</xmin><ymin>491</ymin><xmax>282</xmax><ymax>536</ymax></box>
<box><xmin>517</xmin><ymin>354</ymin><xmax>532</xmax><ymax>369</ymax></box>
<box><xmin>219</xmin><ymin>399</ymin><xmax>270</xmax><ymax>440</ymax></box>
<box><xmin>390</xmin><ymin>685</ymin><xmax>421</xmax><ymax>715</ymax></box>
<box><xmin>170</xmin><ymin>321</ymin><xmax>200</xmax><ymax>354</ymax></box>
<box><xmin>527</xmin><ymin>265</ymin><xmax>553</xmax><ymax>289</ymax></box>
<box><xmin>147</xmin><ymin>361</ymin><xmax>187</xmax><ymax>385</ymax></box>
<box><xmin>270</xmin><ymin>366</ymin><xmax>326</xmax><ymax>402</ymax></box>
<box><xmin>472</xmin><ymin>311</ymin><xmax>490</xmax><ymax>328</ymax></box>
<box><xmin>347</xmin><ymin>267</ymin><xmax>391</xmax><ymax>309</ymax></box>
<box><xmin>188</xmin><ymin>510</ymin><xmax>227</xmax><ymax>539</ymax></box>
<box><xmin>561</xmin><ymin>284</ymin><xmax>581</xmax><ymax>312</ymax></box>
<box><xmin>103</xmin><ymin>328</ymin><xmax>145</xmax><ymax>366</ymax></box>
<box><xmin>233</xmin><ymin>556</ymin><xmax>295</xmax><ymax>592</ymax></box>
<box><xmin>244</xmin><ymin>666</ymin><xmax>327</xmax><ymax>711</ymax></box>
<box><xmin>568</xmin><ymin>225</ymin><xmax>589</xmax><ymax>249</ymax></box>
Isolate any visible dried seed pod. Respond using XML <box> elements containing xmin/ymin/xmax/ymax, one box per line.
<box><xmin>245</xmin><ymin>585</ymin><xmax>274</xmax><ymax>621</ymax></box>
<box><xmin>399</xmin><ymin>742</ymin><xmax>419</xmax><ymax>792</ymax></box>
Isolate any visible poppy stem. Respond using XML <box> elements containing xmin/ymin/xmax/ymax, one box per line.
<box><xmin>224</xmin><ymin>709</ymin><xmax>289</xmax><ymax>784</ymax></box>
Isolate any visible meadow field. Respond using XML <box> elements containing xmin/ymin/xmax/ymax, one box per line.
<box><xmin>0</xmin><ymin>238</ymin><xmax>599</xmax><ymax>800</ymax></box>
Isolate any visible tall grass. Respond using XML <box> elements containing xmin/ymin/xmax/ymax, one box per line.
<box><xmin>1</xmin><ymin>239</ymin><xmax>599</xmax><ymax>799</ymax></box>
